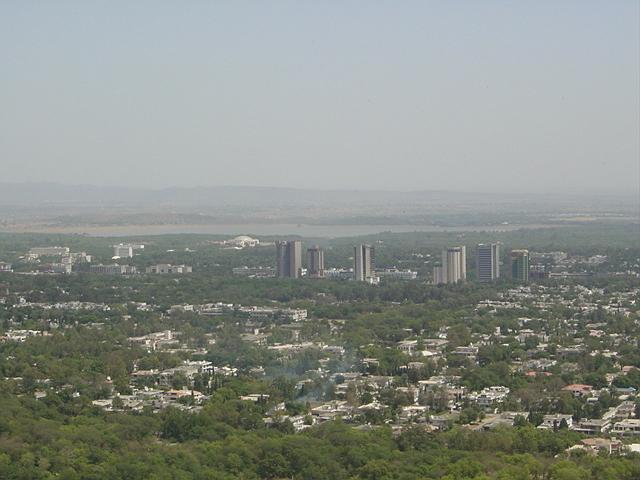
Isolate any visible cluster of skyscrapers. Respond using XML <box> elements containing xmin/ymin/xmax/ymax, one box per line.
<box><xmin>433</xmin><ymin>243</ymin><xmax>529</xmax><ymax>284</ymax></box>
<box><xmin>275</xmin><ymin>241</ymin><xmax>375</xmax><ymax>282</ymax></box>
<box><xmin>276</xmin><ymin>240</ymin><xmax>529</xmax><ymax>284</ymax></box>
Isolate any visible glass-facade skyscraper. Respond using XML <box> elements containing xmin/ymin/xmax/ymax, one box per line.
<box><xmin>476</xmin><ymin>243</ymin><xmax>500</xmax><ymax>282</ymax></box>
<box><xmin>511</xmin><ymin>249</ymin><xmax>529</xmax><ymax>283</ymax></box>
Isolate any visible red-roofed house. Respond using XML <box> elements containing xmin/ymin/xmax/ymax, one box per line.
<box><xmin>562</xmin><ymin>384</ymin><xmax>593</xmax><ymax>397</ymax></box>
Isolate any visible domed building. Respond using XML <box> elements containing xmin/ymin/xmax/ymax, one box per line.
<box><xmin>227</xmin><ymin>235</ymin><xmax>260</xmax><ymax>248</ymax></box>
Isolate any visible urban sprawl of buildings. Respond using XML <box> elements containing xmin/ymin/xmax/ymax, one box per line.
<box><xmin>3</xmin><ymin>279</ymin><xmax>640</xmax><ymax>456</ymax></box>
<box><xmin>1</xmin><ymin>232</ymin><xmax>639</xmax><ymax>460</ymax></box>
<box><xmin>1</xmin><ymin>237</ymin><xmax>617</xmax><ymax>288</ymax></box>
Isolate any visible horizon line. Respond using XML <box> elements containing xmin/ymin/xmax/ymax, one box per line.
<box><xmin>0</xmin><ymin>181</ymin><xmax>637</xmax><ymax>198</ymax></box>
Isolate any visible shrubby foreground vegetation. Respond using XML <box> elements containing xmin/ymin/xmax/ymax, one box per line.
<box><xmin>1</xmin><ymin>386</ymin><xmax>639</xmax><ymax>480</ymax></box>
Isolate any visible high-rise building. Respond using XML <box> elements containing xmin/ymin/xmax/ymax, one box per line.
<box><xmin>476</xmin><ymin>243</ymin><xmax>500</xmax><ymax>282</ymax></box>
<box><xmin>432</xmin><ymin>265</ymin><xmax>444</xmax><ymax>284</ymax></box>
<box><xmin>276</xmin><ymin>240</ymin><xmax>302</xmax><ymax>279</ymax></box>
<box><xmin>307</xmin><ymin>245</ymin><xmax>325</xmax><ymax>279</ymax></box>
<box><xmin>354</xmin><ymin>244</ymin><xmax>375</xmax><ymax>282</ymax></box>
<box><xmin>441</xmin><ymin>246</ymin><xmax>466</xmax><ymax>284</ymax></box>
<box><xmin>511</xmin><ymin>249</ymin><xmax>529</xmax><ymax>283</ymax></box>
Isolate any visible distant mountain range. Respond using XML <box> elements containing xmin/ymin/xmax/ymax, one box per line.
<box><xmin>0</xmin><ymin>182</ymin><xmax>632</xmax><ymax>208</ymax></box>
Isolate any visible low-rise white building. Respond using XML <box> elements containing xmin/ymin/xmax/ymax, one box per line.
<box><xmin>538</xmin><ymin>414</ymin><xmax>574</xmax><ymax>430</ymax></box>
<box><xmin>145</xmin><ymin>264</ymin><xmax>192</xmax><ymax>274</ymax></box>
<box><xmin>29</xmin><ymin>246</ymin><xmax>69</xmax><ymax>257</ymax></box>
<box><xmin>472</xmin><ymin>386</ymin><xmax>510</xmax><ymax>408</ymax></box>
<box><xmin>375</xmin><ymin>268</ymin><xmax>418</xmax><ymax>280</ymax></box>
<box><xmin>612</xmin><ymin>419</ymin><xmax>640</xmax><ymax>436</ymax></box>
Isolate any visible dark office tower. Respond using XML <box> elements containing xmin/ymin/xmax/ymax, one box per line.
<box><xmin>276</xmin><ymin>240</ymin><xmax>302</xmax><ymax>279</ymax></box>
<box><xmin>354</xmin><ymin>244</ymin><xmax>374</xmax><ymax>282</ymax></box>
<box><xmin>511</xmin><ymin>249</ymin><xmax>529</xmax><ymax>283</ymax></box>
<box><xmin>307</xmin><ymin>245</ymin><xmax>325</xmax><ymax>279</ymax></box>
<box><xmin>476</xmin><ymin>243</ymin><xmax>500</xmax><ymax>282</ymax></box>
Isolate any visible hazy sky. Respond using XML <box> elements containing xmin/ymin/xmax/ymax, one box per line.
<box><xmin>1</xmin><ymin>1</ymin><xmax>639</xmax><ymax>193</ymax></box>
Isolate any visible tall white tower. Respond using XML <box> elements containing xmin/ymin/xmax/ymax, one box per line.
<box><xmin>354</xmin><ymin>244</ymin><xmax>374</xmax><ymax>282</ymax></box>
